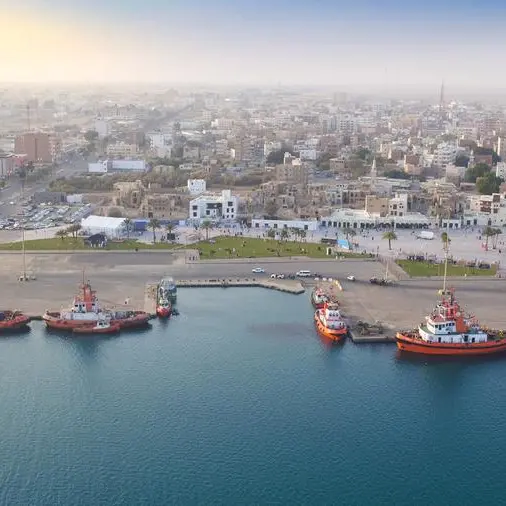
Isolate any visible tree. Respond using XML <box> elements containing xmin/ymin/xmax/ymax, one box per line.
<box><xmin>108</xmin><ymin>207</ymin><xmax>123</xmax><ymax>218</ymax></box>
<box><xmin>483</xmin><ymin>226</ymin><xmax>495</xmax><ymax>250</ymax></box>
<box><xmin>280</xmin><ymin>228</ymin><xmax>289</xmax><ymax>241</ymax></box>
<box><xmin>299</xmin><ymin>229</ymin><xmax>307</xmax><ymax>242</ymax></box>
<box><xmin>355</xmin><ymin>148</ymin><xmax>372</xmax><ymax>161</ymax></box>
<box><xmin>476</xmin><ymin>172</ymin><xmax>502</xmax><ymax>195</ymax></box>
<box><xmin>266</xmin><ymin>147</ymin><xmax>294</xmax><ymax>165</ymax></box>
<box><xmin>465</xmin><ymin>163</ymin><xmax>490</xmax><ymax>183</ymax></box>
<box><xmin>124</xmin><ymin>218</ymin><xmax>132</xmax><ymax>239</ymax></box>
<box><xmin>455</xmin><ymin>154</ymin><xmax>470</xmax><ymax>168</ymax></box>
<box><xmin>66</xmin><ymin>223</ymin><xmax>81</xmax><ymax>238</ymax></box>
<box><xmin>200</xmin><ymin>220</ymin><xmax>212</xmax><ymax>241</ymax></box>
<box><xmin>492</xmin><ymin>228</ymin><xmax>502</xmax><ymax>249</ymax></box>
<box><xmin>382</xmin><ymin>231</ymin><xmax>398</xmax><ymax>250</ymax></box>
<box><xmin>266</xmin><ymin>228</ymin><xmax>276</xmax><ymax>239</ymax></box>
<box><xmin>149</xmin><ymin>218</ymin><xmax>160</xmax><ymax>243</ymax></box>
<box><xmin>441</xmin><ymin>231</ymin><xmax>451</xmax><ymax>253</ymax></box>
<box><xmin>165</xmin><ymin>222</ymin><xmax>175</xmax><ymax>241</ymax></box>
<box><xmin>55</xmin><ymin>229</ymin><xmax>68</xmax><ymax>241</ymax></box>
<box><xmin>84</xmin><ymin>130</ymin><xmax>99</xmax><ymax>143</ymax></box>
<box><xmin>383</xmin><ymin>169</ymin><xmax>411</xmax><ymax>180</ymax></box>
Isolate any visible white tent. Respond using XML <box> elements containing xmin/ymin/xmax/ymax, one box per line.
<box><xmin>81</xmin><ymin>215</ymin><xmax>126</xmax><ymax>239</ymax></box>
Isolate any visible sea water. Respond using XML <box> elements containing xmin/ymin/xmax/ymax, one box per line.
<box><xmin>0</xmin><ymin>288</ymin><xmax>505</xmax><ymax>505</ymax></box>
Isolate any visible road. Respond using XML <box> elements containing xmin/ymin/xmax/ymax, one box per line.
<box><xmin>0</xmin><ymin>156</ymin><xmax>88</xmax><ymax>217</ymax></box>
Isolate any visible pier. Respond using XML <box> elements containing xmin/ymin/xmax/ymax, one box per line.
<box><xmin>174</xmin><ymin>278</ymin><xmax>305</xmax><ymax>294</ymax></box>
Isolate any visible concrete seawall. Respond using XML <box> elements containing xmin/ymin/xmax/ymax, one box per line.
<box><xmin>174</xmin><ymin>278</ymin><xmax>305</xmax><ymax>294</ymax></box>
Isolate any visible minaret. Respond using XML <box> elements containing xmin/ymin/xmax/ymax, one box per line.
<box><xmin>370</xmin><ymin>157</ymin><xmax>377</xmax><ymax>187</ymax></box>
<box><xmin>439</xmin><ymin>80</ymin><xmax>445</xmax><ymax>122</ymax></box>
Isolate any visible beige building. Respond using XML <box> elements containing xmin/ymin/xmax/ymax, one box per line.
<box><xmin>106</xmin><ymin>142</ymin><xmax>139</xmax><ymax>158</ymax></box>
<box><xmin>14</xmin><ymin>132</ymin><xmax>58</xmax><ymax>163</ymax></box>
<box><xmin>114</xmin><ymin>181</ymin><xmax>145</xmax><ymax>208</ymax></box>
<box><xmin>275</xmin><ymin>163</ymin><xmax>308</xmax><ymax>185</ymax></box>
<box><xmin>365</xmin><ymin>195</ymin><xmax>389</xmax><ymax>216</ymax></box>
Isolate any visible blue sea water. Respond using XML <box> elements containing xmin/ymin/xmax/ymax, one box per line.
<box><xmin>1</xmin><ymin>288</ymin><xmax>505</xmax><ymax>506</ymax></box>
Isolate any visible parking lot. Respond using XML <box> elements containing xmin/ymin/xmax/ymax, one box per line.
<box><xmin>0</xmin><ymin>202</ymin><xmax>92</xmax><ymax>233</ymax></box>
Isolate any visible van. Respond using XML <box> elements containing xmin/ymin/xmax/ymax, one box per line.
<box><xmin>296</xmin><ymin>270</ymin><xmax>312</xmax><ymax>277</ymax></box>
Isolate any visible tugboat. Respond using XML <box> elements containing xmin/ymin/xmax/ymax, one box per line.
<box><xmin>314</xmin><ymin>302</ymin><xmax>348</xmax><ymax>342</ymax></box>
<box><xmin>311</xmin><ymin>287</ymin><xmax>330</xmax><ymax>309</ymax></box>
<box><xmin>396</xmin><ymin>288</ymin><xmax>506</xmax><ymax>356</ymax></box>
<box><xmin>73</xmin><ymin>319</ymin><xmax>120</xmax><ymax>335</ymax></box>
<box><xmin>156</xmin><ymin>295</ymin><xmax>172</xmax><ymax>318</ymax></box>
<box><xmin>43</xmin><ymin>277</ymin><xmax>150</xmax><ymax>331</ymax></box>
<box><xmin>0</xmin><ymin>310</ymin><xmax>31</xmax><ymax>332</ymax></box>
<box><xmin>396</xmin><ymin>237</ymin><xmax>506</xmax><ymax>356</ymax></box>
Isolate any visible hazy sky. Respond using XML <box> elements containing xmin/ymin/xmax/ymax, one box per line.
<box><xmin>1</xmin><ymin>0</ymin><xmax>505</xmax><ymax>88</ymax></box>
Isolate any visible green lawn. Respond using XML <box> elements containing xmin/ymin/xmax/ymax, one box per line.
<box><xmin>189</xmin><ymin>236</ymin><xmax>367</xmax><ymax>259</ymax></box>
<box><xmin>396</xmin><ymin>260</ymin><xmax>498</xmax><ymax>277</ymax></box>
<box><xmin>0</xmin><ymin>238</ymin><xmax>178</xmax><ymax>251</ymax></box>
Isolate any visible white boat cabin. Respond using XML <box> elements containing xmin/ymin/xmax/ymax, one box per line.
<box><xmin>418</xmin><ymin>296</ymin><xmax>488</xmax><ymax>344</ymax></box>
<box><xmin>319</xmin><ymin>305</ymin><xmax>346</xmax><ymax>330</ymax></box>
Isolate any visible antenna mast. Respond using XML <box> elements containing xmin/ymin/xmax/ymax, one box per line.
<box><xmin>26</xmin><ymin>103</ymin><xmax>31</xmax><ymax>132</ymax></box>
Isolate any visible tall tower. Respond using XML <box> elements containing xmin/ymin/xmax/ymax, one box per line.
<box><xmin>439</xmin><ymin>80</ymin><xmax>445</xmax><ymax>116</ymax></box>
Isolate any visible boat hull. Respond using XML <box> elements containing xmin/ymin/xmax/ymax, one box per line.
<box><xmin>43</xmin><ymin>312</ymin><xmax>150</xmax><ymax>331</ymax></box>
<box><xmin>73</xmin><ymin>325</ymin><xmax>120</xmax><ymax>335</ymax></box>
<box><xmin>0</xmin><ymin>312</ymin><xmax>31</xmax><ymax>332</ymax></box>
<box><xmin>314</xmin><ymin>312</ymin><xmax>347</xmax><ymax>342</ymax></box>
<box><xmin>156</xmin><ymin>307</ymin><xmax>171</xmax><ymax>318</ymax></box>
<box><xmin>396</xmin><ymin>332</ymin><xmax>506</xmax><ymax>356</ymax></box>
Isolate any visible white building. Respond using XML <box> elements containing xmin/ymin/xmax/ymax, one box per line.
<box><xmin>81</xmin><ymin>215</ymin><xmax>126</xmax><ymax>239</ymax></box>
<box><xmin>251</xmin><ymin>219</ymin><xmax>319</xmax><ymax>232</ymax></box>
<box><xmin>187</xmin><ymin>179</ymin><xmax>206</xmax><ymax>195</ymax></box>
<box><xmin>388</xmin><ymin>193</ymin><xmax>408</xmax><ymax>217</ymax></box>
<box><xmin>189</xmin><ymin>189</ymin><xmax>238</xmax><ymax>223</ymax></box>
<box><xmin>320</xmin><ymin>208</ymin><xmax>430</xmax><ymax>229</ymax></box>
<box><xmin>88</xmin><ymin>160</ymin><xmax>146</xmax><ymax>173</ymax></box>
<box><xmin>433</xmin><ymin>142</ymin><xmax>457</xmax><ymax>167</ymax></box>
<box><xmin>94</xmin><ymin>119</ymin><xmax>111</xmax><ymax>139</ymax></box>
<box><xmin>299</xmin><ymin>149</ymin><xmax>318</xmax><ymax>161</ymax></box>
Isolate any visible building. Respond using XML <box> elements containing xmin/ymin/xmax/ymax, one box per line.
<box><xmin>187</xmin><ymin>179</ymin><xmax>206</xmax><ymax>195</ymax></box>
<box><xmin>94</xmin><ymin>119</ymin><xmax>111</xmax><ymax>138</ymax></box>
<box><xmin>88</xmin><ymin>160</ymin><xmax>147</xmax><ymax>173</ymax></box>
<box><xmin>189</xmin><ymin>189</ymin><xmax>238</xmax><ymax>223</ymax></box>
<box><xmin>320</xmin><ymin>208</ymin><xmax>430</xmax><ymax>230</ymax></box>
<box><xmin>496</xmin><ymin>162</ymin><xmax>506</xmax><ymax>180</ymax></box>
<box><xmin>364</xmin><ymin>195</ymin><xmax>389</xmax><ymax>216</ymax></box>
<box><xmin>251</xmin><ymin>219</ymin><xmax>319</xmax><ymax>231</ymax></box>
<box><xmin>14</xmin><ymin>132</ymin><xmax>53</xmax><ymax>163</ymax></box>
<box><xmin>105</xmin><ymin>142</ymin><xmax>138</xmax><ymax>158</ymax></box>
<box><xmin>0</xmin><ymin>154</ymin><xmax>15</xmax><ymax>177</ymax></box>
<box><xmin>433</xmin><ymin>142</ymin><xmax>457</xmax><ymax>167</ymax></box>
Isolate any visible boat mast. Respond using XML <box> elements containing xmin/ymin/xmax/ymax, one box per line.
<box><xmin>442</xmin><ymin>233</ymin><xmax>449</xmax><ymax>292</ymax></box>
<box><xmin>21</xmin><ymin>173</ymin><xmax>26</xmax><ymax>280</ymax></box>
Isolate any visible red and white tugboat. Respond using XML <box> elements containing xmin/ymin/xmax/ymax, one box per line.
<box><xmin>43</xmin><ymin>277</ymin><xmax>150</xmax><ymax>331</ymax></box>
<box><xmin>396</xmin><ymin>288</ymin><xmax>506</xmax><ymax>356</ymax></box>
<box><xmin>311</xmin><ymin>288</ymin><xmax>330</xmax><ymax>309</ymax></box>
<box><xmin>314</xmin><ymin>302</ymin><xmax>348</xmax><ymax>342</ymax></box>
<box><xmin>0</xmin><ymin>310</ymin><xmax>31</xmax><ymax>332</ymax></box>
<box><xmin>73</xmin><ymin>318</ymin><xmax>121</xmax><ymax>335</ymax></box>
<box><xmin>156</xmin><ymin>296</ymin><xmax>172</xmax><ymax>318</ymax></box>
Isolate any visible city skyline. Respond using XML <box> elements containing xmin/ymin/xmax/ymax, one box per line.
<box><xmin>2</xmin><ymin>1</ymin><xmax>506</xmax><ymax>89</ymax></box>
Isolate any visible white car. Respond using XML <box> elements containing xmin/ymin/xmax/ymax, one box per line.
<box><xmin>252</xmin><ymin>267</ymin><xmax>265</xmax><ymax>273</ymax></box>
<box><xmin>347</xmin><ymin>275</ymin><xmax>356</xmax><ymax>281</ymax></box>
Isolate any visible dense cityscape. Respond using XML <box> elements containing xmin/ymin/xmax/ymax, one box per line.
<box><xmin>1</xmin><ymin>85</ymin><xmax>506</xmax><ymax>258</ymax></box>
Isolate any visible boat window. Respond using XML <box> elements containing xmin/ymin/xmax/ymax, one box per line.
<box><xmin>438</xmin><ymin>337</ymin><xmax>441</xmax><ymax>343</ymax></box>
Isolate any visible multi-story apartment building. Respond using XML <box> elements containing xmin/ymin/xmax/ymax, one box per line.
<box><xmin>14</xmin><ymin>132</ymin><xmax>55</xmax><ymax>163</ymax></box>
<box><xmin>433</xmin><ymin>142</ymin><xmax>457</xmax><ymax>167</ymax></box>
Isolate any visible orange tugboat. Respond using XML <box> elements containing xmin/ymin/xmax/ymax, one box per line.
<box><xmin>43</xmin><ymin>278</ymin><xmax>150</xmax><ymax>331</ymax></box>
<box><xmin>396</xmin><ymin>288</ymin><xmax>506</xmax><ymax>356</ymax></box>
<box><xmin>314</xmin><ymin>302</ymin><xmax>348</xmax><ymax>341</ymax></box>
<box><xmin>0</xmin><ymin>310</ymin><xmax>31</xmax><ymax>332</ymax></box>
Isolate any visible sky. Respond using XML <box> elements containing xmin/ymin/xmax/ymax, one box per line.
<box><xmin>1</xmin><ymin>0</ymin><xmax>506</xmax><ymax>89</ymax></box>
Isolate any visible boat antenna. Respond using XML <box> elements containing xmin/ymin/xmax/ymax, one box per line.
<box><xmin>441</xmin><ymin>232</ymin><xmax>450</xmax><ymax>292</ymax></box>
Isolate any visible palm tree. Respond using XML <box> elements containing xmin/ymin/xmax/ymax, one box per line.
<box><xmin>123</xmin><ymin>218</ymin><xmax>132</xmax><ymax>240</ymax></box>
<box><xmin>299</xmin><ymin>229</ymin><xmax>307</xmax><ymax>242</ymax></box>
<box><xmin>441</xmin><ymin>231</ymin><xmax>451</xmax><ymax>253</ymax></box>
<box><xmin>266</xmin><ymin>228</ymin><xmax>276</xmax><ymax>239</ymax></box>
<box><xmin>165</xmin><ymin>222</ymin><xmax>175</xmax><ymax>242</ymax></box>
<box><xmin>149</xmin><ymin>218</ymin><xmax>160</xmax><ymax>243</ymax></box>
<box><xmin>280</xmin><ymin>228</ymin><xmax>289</xmax><ymax>241</ymax></box>
<box><xmin>382</xmin><ymin>231</ymin><xmax>398</xmax><ymax>251</ymax></box>
<box><xmin>201</xmin><ymin>220</ymin><xmax>212</xmax><ymax>241</ymax></box>
<box><xmin>483</xmin><ymin>226</ymin><xmax>495</xmax><ymax>250</ymax></box>
<box><xmin>492</xmin><ymin>228</ymin><xmax>502</xmax><ymax>249</ymax></box>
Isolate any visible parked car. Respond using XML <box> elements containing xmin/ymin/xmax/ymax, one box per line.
<box><xmin>347</xmin><ymin>275</ymin><xmax>356</xmax><ymax>281</ymax></box>
<box><xmin>252</xmin><ymin>267</ymin><xmax>265</xmax><ymax>273</ymax></box>
<box><xmin>271</xmin><ymin>273</ymin><xmax>285</xmax><ymax>279</ymax></box>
